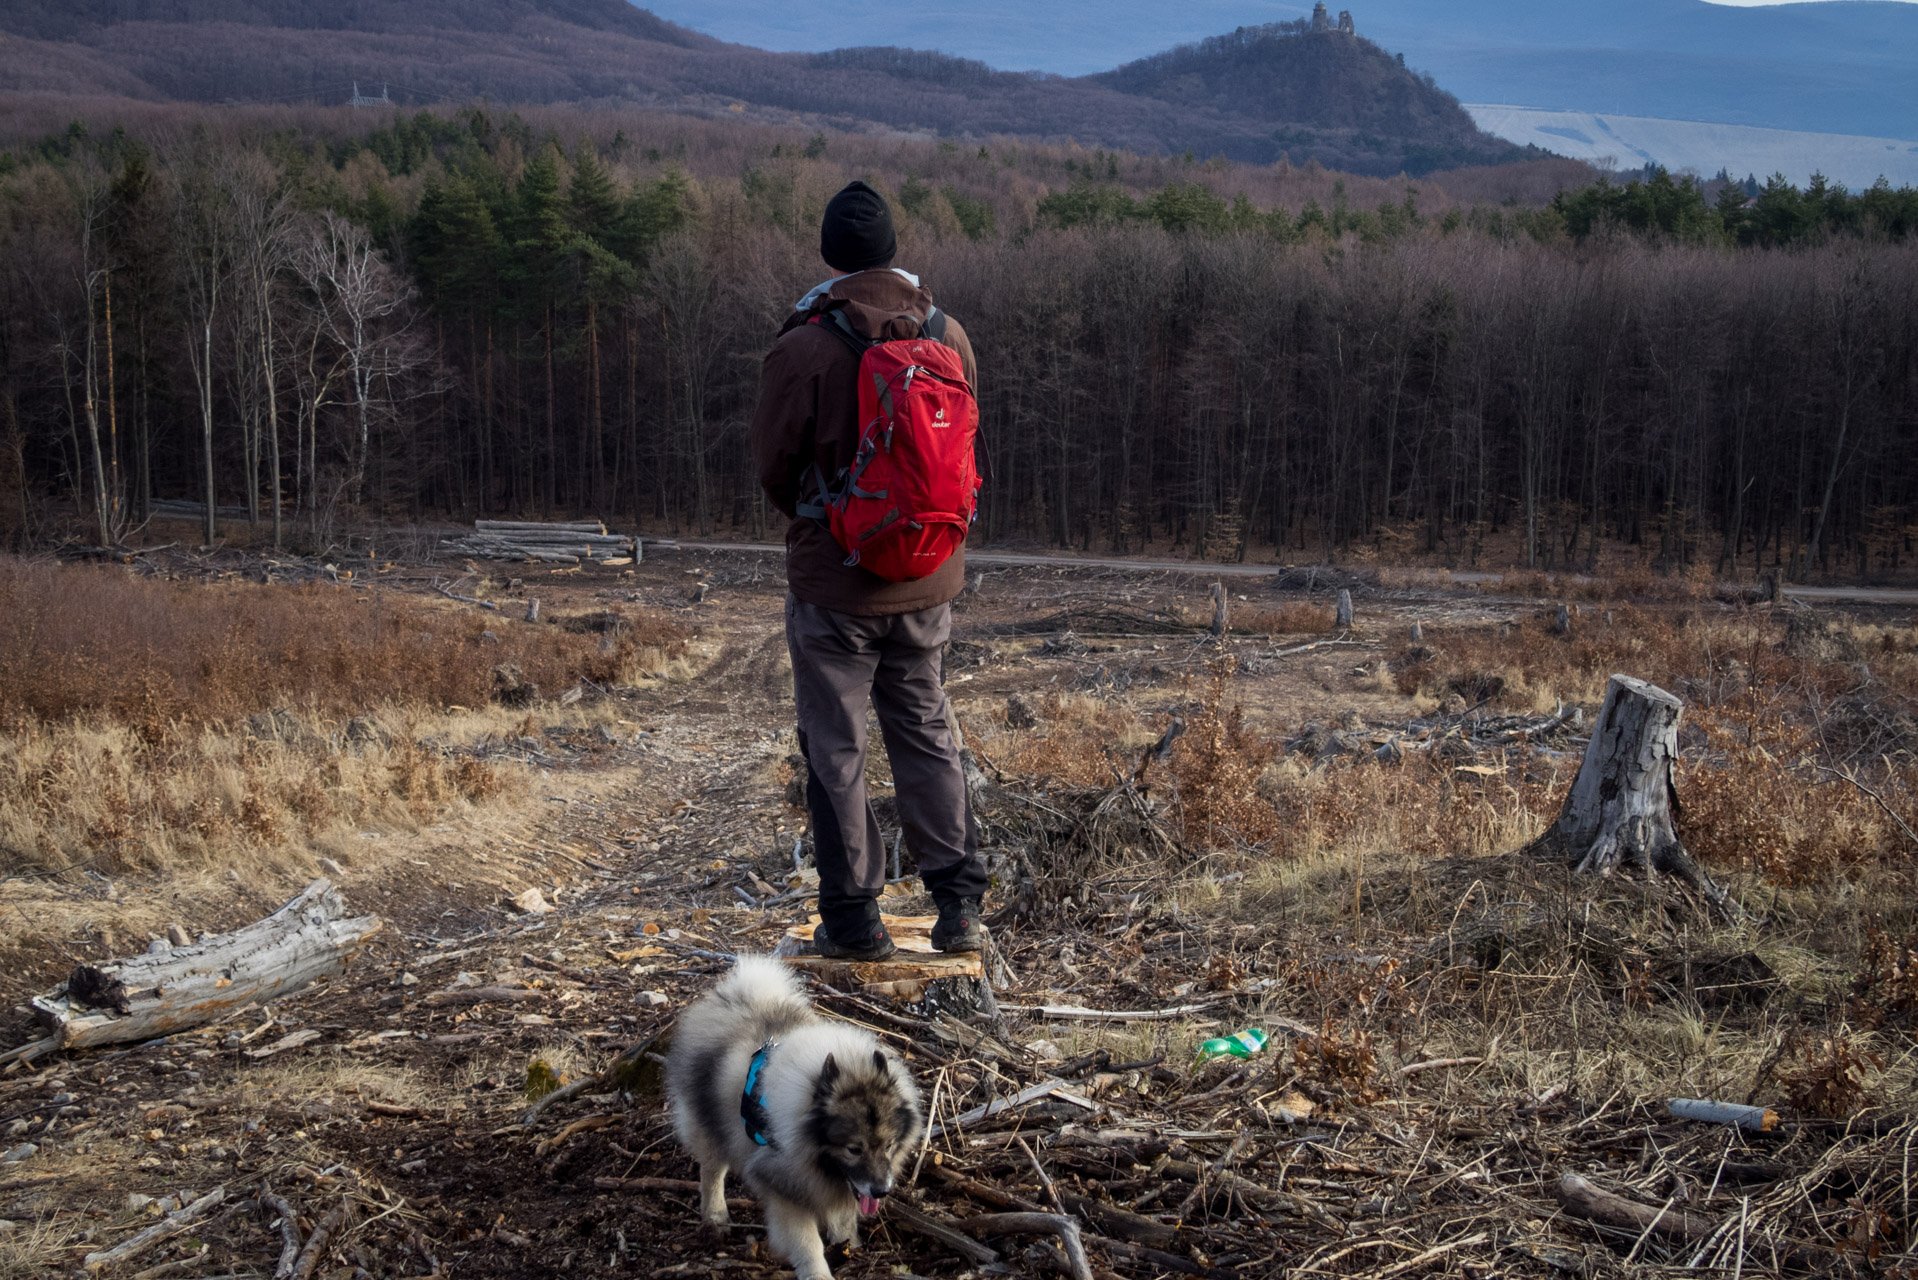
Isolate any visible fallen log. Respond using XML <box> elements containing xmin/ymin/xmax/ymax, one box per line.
<box><xmin>460</xmin><ymin>530</ymin><xmax>629</xmax><ymax>545</ymax></box>
<box><xmin>476</xmin><ymin>519</ymin><xmax>606</xmax><ymax>534</ymax></box>
<box><xmin>28</xmin><ymin>880</ymin><xmax>380</xmax><ymax>1051</ymax></box>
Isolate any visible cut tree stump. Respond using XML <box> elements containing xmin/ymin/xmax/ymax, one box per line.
<box><xmin>776</xmin><ymin>915</ymin><xmax>995</xmax><ymax>1018</ymax></box>
<box><xmin>1526</xmin><ymin>675</ymin><xmax>1724</xmax><ymax>902</ymax></box>
<box><xmin>1335</xmin><ymin>589</ymin><xmax>1353</xmax><ymax>628</ymax></box>
<box><xmin>30</xmin><ymin>879</ymin><xmax>381</xmax><ymax>1050</ymax></box>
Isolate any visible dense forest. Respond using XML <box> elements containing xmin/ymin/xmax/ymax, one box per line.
<box><xmin>2</xmin><ymin>104</ymin><xmax>1916</xmax><ymax>580</ymax></box>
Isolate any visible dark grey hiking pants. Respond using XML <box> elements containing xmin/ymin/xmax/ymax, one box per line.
<box><xmin>785</xmin><ymin>594</ymin><xmax>988</xmax><ymax>931</ymax></box>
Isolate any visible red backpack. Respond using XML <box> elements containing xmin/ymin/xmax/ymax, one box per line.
<box><xmin>796</xmin><ymin>305</ymin><xmax>981</xmax><ymax>583</ymax></box>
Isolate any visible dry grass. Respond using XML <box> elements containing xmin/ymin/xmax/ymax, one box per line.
<box><xmin>0</xmin><ymin>556</ymin><xmax>688</xmax><ymax>729</ymax></box>
<box><xmin>977</xmin><ymin>597</ymin><xmax>1918</xmax><ymax>1123</ymax></box>
<box><xmin>0</xmin><ymin>555</ymin><xmax>691</xmax><ymax>876</ymax></box>
<box><xmin>976</xmin><ymin>605</ymin><xmax>1917</xmax><ymax>886</ymax></box>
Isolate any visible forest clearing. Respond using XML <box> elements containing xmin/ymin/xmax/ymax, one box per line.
<box><xmin>0</xmin><ymin>539</ymin><xmax>1914</xmax><ymax>1279</ymax></box>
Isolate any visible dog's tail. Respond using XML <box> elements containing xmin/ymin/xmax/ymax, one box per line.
<box><xmin>712</xmin><ymin>953</ymin><xmax>810</xmax><ymax>1025</ymax></box>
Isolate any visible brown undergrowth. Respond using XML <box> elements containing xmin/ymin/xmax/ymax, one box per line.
<box><xmin>972</xmin><ymin>602</ymin><xmax>1918</xmax><ymax>1119</ymax></box>
<box><xmin>0</xmin><ymin>556</ymin><xmax>691</xmax><ymax>876</ymax></box>
<box><xmin>0</xmin><ymin>556</ymin><xmax>688</xmax><ymax>728</ymax></box>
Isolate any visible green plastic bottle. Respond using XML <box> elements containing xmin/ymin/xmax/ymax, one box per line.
<box><xmin>1196</xmin><ymin>1028</ymin><xmax>1269</xmax><ymax>1061</ymax></box>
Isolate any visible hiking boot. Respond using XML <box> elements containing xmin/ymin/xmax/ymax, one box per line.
<box><xmin>814</xmin><ymin>916</ymin><xmax>897</xmax><ymax>961</ymax></box>
<box><xmin>930</xmin><ymin>897</ymin><xmax>985</xmax><ymax>953</ymax></box>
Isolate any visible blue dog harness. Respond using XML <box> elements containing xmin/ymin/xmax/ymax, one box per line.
<box><xmin>741</xmin><ymin>1040</ymin><xmax>778</xmax><ymax>1148</ymax></box>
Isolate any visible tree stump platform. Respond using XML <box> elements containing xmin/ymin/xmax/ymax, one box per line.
<box><xmin>774</xmin><ymin>915</ymin><xmax>1003</xmax><ymax>1028</ymax></box>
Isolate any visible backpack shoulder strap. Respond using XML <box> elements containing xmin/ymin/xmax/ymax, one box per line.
<box><xmin>922</xmin><ymin>306</ymin><xmax>947</xmax><ymax>342</ymax></box>
<box><xmin>812</xmin><ymin>306</ymin><xmax>874</xmax><ymax>356</ymax></box>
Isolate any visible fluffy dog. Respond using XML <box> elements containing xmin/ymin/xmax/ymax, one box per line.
<box><xmin>666</xmin><ymin>955</ymin><xmax>922</xmax><ymax>1280</ymax></box>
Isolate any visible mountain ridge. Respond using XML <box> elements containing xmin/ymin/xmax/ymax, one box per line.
<box><xmin>628</xmin><ymin>0</ymin><xmax>1918</xmax><ymax>139</ymax></box>
<box><xmin>0</xmin><ymin>0</ymin><xmax>1521</xmax><ymax>175</ymax></box>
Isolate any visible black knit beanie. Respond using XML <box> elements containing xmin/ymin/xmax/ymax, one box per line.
<box><xmin>820</xmin><ymin>180</ymin><xmax>897</xmax><ymax>273</ymax></box>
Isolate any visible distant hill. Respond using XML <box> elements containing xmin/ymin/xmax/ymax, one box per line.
<box><xmin>0</xmin><ymin>1</ymin><xmax>1520</xmax><ymax>175</ymax></box>
<box><xmin>1092</xmin><ymin>22</ymin><xmax>1487</xmax><ymax>164</ymax></box>
<box><xmin>0</xmin><ymin>0</ymin><xmax>708</xmax><ymax>45</ymax></box>
<box><xmin>634</xmin><ymin>0</ymin><xmax>1918</xmax><ymax>142</ymax></box>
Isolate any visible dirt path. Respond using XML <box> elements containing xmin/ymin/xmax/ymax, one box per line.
<box><xmin>651</xmin><ymin>538</ymin><xmax>1918</xmax><ymax>604</ymax></box>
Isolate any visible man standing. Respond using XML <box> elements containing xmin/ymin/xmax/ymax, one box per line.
<box><xmin>750</xmin><ymin>180</ymin><xmax>989</xmax><ymax>961</ymax></box>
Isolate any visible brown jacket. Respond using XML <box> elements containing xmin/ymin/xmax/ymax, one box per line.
<box><xmin>751</xmin><ymin>269</ymin><xmax>978</xmax><ymax>616</ymax></box>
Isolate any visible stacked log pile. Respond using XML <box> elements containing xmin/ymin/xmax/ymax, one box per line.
<box><xmin>439</xmin><ymin>520</ymin><xmax>638</xmax><ymax>565</ymax></box>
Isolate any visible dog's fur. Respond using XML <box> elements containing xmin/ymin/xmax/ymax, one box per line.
<box><xmin>666</xmin><ymin>955</ymin><xmax>923</xmax><ymax>1280</ymax></box>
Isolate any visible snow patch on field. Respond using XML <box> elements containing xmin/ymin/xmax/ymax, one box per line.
<box><xmin>1465</xmin><ymin>105</ymin><xmax>1918</xmax><ymax>188</ymax></box>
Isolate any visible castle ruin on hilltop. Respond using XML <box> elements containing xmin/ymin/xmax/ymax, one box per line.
<box><xmin>1311</xmin><ymin>3</ymin><xmax>1357</xmax><ymax>35</ymax></box>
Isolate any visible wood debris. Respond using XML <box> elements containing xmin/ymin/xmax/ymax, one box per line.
<box><xmin>439</xmin><ymin>520</ymin><xmax>638</xmax><ymax>565</ymax></box>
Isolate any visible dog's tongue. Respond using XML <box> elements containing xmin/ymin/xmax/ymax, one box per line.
<box><xmin>856</xmin><ymin>1193</ymin><xmax>881</xmax><ymax>1216</ymax></box>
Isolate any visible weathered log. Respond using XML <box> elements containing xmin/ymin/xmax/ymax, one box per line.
<box><xmin>1209</xmin><ymin>582</ymin><xmax>1228</xmax><ymax>637</ymax></box>
<box><xmin>450</xmin><ymin>546</ymin><xmax>582</xmax><ymax>564</ymax></box>
<box><xmin>30</xmin><ymin>879</ymin><xmax>380</xmax><ymax>1050</ymax></box>
<box><xmin>1526</xmin><ymin>675</ymin><xmax>1723</xmax><ymax>901</ymax></box>
<box><xmin>455</xmin><ymin>531</ymin><xmax>630</xmax><ymax>546</ymax></box>
<box><xmin>475</xmin><ymin>519</ymin><xmax>606</xmax><ymax>534</ymax></box>
<box><xmin>1335</xmin><ymin>588</ymin><xmax>1353</xmax><ymax>628</ymax></box>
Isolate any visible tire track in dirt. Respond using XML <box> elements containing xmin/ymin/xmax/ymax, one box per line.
<box><xmin>660</xmin><ymin>618</ymin><xmax>791</xmax><ymax>725</ymax></box>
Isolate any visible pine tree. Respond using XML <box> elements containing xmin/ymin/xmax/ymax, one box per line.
<box><xmin>413</xmin><ymin>175</ymin><xmax>503</xmax><ymax>317</ymax></box>
<box><xmin>507</xmin><ymin>144</ymin><xmax>572</xmax><ymax>510</ymax></box>
<box><xmin>611</xmin><ymin>168</ymin><xmax>693</xmax><ymax>263</ymax></box>
<box><xmin>511</xmin><ymin>145</ymin><xmax>571</xmax><ymax>284</ymax></box>
<box><xmin>567</xmin><ymin>140</ymin><xmax>621</xmax><ymax>246</ymax></box>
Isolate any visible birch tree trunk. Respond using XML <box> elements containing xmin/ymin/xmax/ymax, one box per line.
<box><xmin>1527</xmin><ymin>674</ymin><xmax>1724</xmax><ymax>902</ymax></box>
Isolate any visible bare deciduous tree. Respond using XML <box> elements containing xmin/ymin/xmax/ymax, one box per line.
<box><xmin>290</xmin><ymin>212</ymin><xmax>431</xmax><ymax>509</ymax></box>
